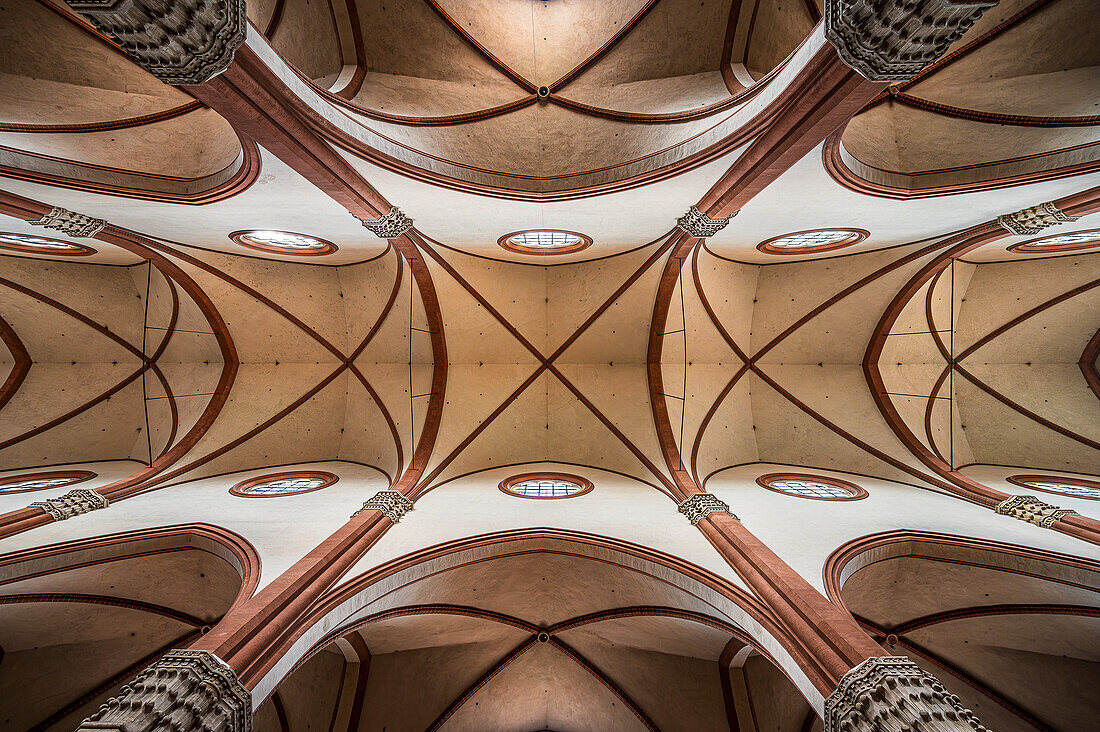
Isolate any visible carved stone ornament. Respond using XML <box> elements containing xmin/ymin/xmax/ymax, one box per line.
<box><xmin>824</xmin><ymin>656</ymin><xmax>988</xmax><ymax>732</ymax></box>
<box><xmin>30</xmin><ymin>206</ymin><xmax>107</xmax><ymax>238</ymax></box>
<box><xmin>353</xmin><ymin>490</ymin><xmax>414</xmax><ymax>522</ymax></box>
<box><xmin>676</xmin><ymin>206</ymin><xmax>734</xmax><ymax>238</ymax></box>
<box><xmin>997</xmin><ymin>201</ymin><xmax>1079</xmax><ymax>235</ymax></box>
<box><xmin>825</xmin><ymin>0</ymin><xmax>998</xmax><ymax>82</ymax></box>
<box><xmin>66</xmin><ymin>0</ymin><xmax>246</xmax><ymax>85</ymax></box>
<box><xmin>359</xmin><ymin>207</ymin><xmax>414</xmax><ymax>239</ymax></box>
<box><xmin>77</xmin><ymin>649</ymin><xmax>251</xmax><ymax>732</ymax></box>
<box><xmin>30</xmin><ymin>488</ymin><xmax>108</xmax><ymax>521</ymax></box>
<box><xmin>995</xmin><ymin>494</ymin><xmax>1077</xmax><ymax>528</ymax></box>
<box><xmin>677</xmin><ymin>493</ymin><xmax>738</xmax><ymax>525</ymax></box>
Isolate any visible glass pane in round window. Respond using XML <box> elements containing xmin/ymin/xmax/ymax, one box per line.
<box><xmin>510</xmin><ymin>478</ymin><xmax>584</xmax><ymax>497</ymax></box>
<box><xmin>240</xmin><ymin>231</ymin><xmax>328</xmax><ymax>250</ymax></box>
<box><xmin>768</xmin><ymin>231</ymin><xmax>852</xmax><ymax>249</ymax></box>
<box><xmin>0</xmin><ymin>477</ymin><xmax>74</xmax><ymax>493</ymax></box>
<box><xmin>1026</xmin><ymin>232</ymin><xmax>1099</xmax><ymax>247</ymax></box>
<box><xmin>768</xmin><ymin>479</ymin><xmax>852</xmax><ymax>499</ymax></box>
<box><xmin>0</xmin><ymin>233</ymin><xmax>83</xmax><ymax>250</ymax></box>
<box><xmin>1021</xmin><ymin>480</ymin><xmax>1100</xmax><ymax>499</ymax></box>
<box><xmin>508</xmin><ymin>231</ymin><xmax>584</xmax><ymax>250</ymax></box>
<box><xmin>242</xmin><ymin>477</ymin><xmax>327</xmax><ymax>495</ymax></box>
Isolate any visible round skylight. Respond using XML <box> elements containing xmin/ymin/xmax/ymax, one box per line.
<box><xmin>230</xmin><ymin>230</ymin><xmax>337</xmax><ymax>255</ymax></box>
<box><xmin>757</xmin><ymin>473</ymin><xmax>867</xmax><ymax>500</ymax></box>
<box><xmin>1007</xmin><ymin>474</ymin><xmax>1100</xmax><ymax>500</ymax></box>
<box><xmin>0</xmin><ymin>470</ymin><xmax>96</xmax><ymax>494</ymax></box>
<box><xmin>499</xmin><ymin>472</ymin><xmax>594</xmax><ymax>499</ymax></box>
<box><xmin>498</xmin><ymin>230</ymin><xmax>592</xmax><ymax>255</ymax></box>
<box><xmin>1009</xmin><ymin>229</ymin><xmax>1100</xmax><ymax>254</ymax></box>
<box><xmin>0</xmin><ymin>232</ymin><xmax>96</xmax><ymax>256</ymax></box>
<box><xmin>757</xmin><ymin>228</ymin><xmax>868</xmax><ymax>255</ymax></box>
<box><xmin>230</xmin><ymin>471</ymin><xmax>338</xmax><ymax>497</ymax></box>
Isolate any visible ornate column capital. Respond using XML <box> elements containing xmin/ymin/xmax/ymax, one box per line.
<box><xmin>995</xmin><ymin>494</ymin><xmax>1077</xmax><ymax>528</ymax></box>
<box><xmin>825</xmin><ymin>656</ymin><xmax>988</xmax><ymax>732</ymax></box>
<box><xmin>676</xmin><ymin>206</ymin><xmax>734</xmax><ymax>238</ymax></box>
<box><xmin>997</xmin><ymin>201</ymin><xmax>1079</xmax><ymax>235</ymax></box>
<box><xmin>67</xmin><ymin>0</ymin><xmax>246</xmax><ymax>85</ymax></box>
<box><xmin>677</xmin><ymin>493</ymin><xmax>738</xmax><ymax>525</ymax></box>
<box><xmin>353</xmin><ymin>490</ymin><xmax>414</xmax><ymax>522</ymax></box>
<box><xmin>358</xmin><ymin>207</ymin><xmax>414</xmax><ymax>239</ymax></box>
<box><xmin>30</xmin><ymin>489</ymin><xmax>108</xmax><ymax>521</ymax></box>
<box><xmin>77</xmin><ymin>649</ymin><xmax>251</xmax><ymax>731</ymax></box>
<box><xmin>30</xmin><ymin>206</ymin><xmax>107</xmax><ymax>238</ymax></box>
<box><xmin>825</xmin><ymin>0</ymin><xmax>998</xmax><ymax>82</ymax></box>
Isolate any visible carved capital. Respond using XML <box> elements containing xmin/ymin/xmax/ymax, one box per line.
<box><xmin>677</xmin><ymin>493</ymin><xmax>737</xmax><ymax>525</ymax></box>
<box><xmin>30</xmin><ymin>489</ymin><xmax>108</xmax><ymax>521</ymax></box>
<box><xmin>359</xmin><ymin>207</ymin><xmax>414</xmax><ymax>239</ymax></box>
<box><xmin>995</xmin><ymin>494</ymin><xmax>1077</xmax><ymax>528</ymax></box>
<box><xmin>353</xmin><ymin>490</ymin><xmax>414</xmax><ymax>522</ymax></box>
<box><xmin>676</xmin><ymin>206</ymin><xmax>734</xmax><ymax>238</ymax></box>
<box><xmin>67</xmin><ymin>0</ymin><xmax>246</xmax><ymax>85</ymax></box>
<box><xmin>825</xmin><ymin>0</ymin><xmax>998</xmax><ymax>82</ymax></box>
<box><xmin>78</xmin><ymin>649</ymin><xmax>250</xmax><ymax>732</ymax></box>
<box><xmin>997</xmin><ymin>201</ymin><xmax>1079</xmax><ymax>235</ymax></box>
<box><xmin>30</xmin><ymin>207</ymin><xmax>107</xmax><ymax>238</ymax></box>
<box><xmin>825</xmin><ymin>656</ymin><xmax>988</xmax><ymax>732</ymax></box>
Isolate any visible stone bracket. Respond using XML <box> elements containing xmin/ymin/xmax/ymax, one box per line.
<box><xmin>995</xmin><ymin>494</ymin><xmax>1077</xmax><ymax>528</ymax></box>
<box><xmin>997</xmin><ymin>201</ymin><xmax>1078</xmax><ymax>235</ymax></box>
<box><xmin>677</xmin><ymin>493</ymin><xmax>738</xmax><ymax>525</ymax></box>
<box><xmin>30</xmin><ymin>489</ymin><xmax>109</xmax><ymax>521</ymax></box>
<box><xmin>358</xmin><ymin>207</ymin><xmax>414</xmax><ymax>239</ymax></box>
<box><xmin>30</xmin><ymin>207</ymin><xmax>107</xmax><ymax>238</ymax></box>
<box><xmin>676</xmin><ymin>206</ymin><xmax>734</xmax><ymax>238</ymax></box>
<box><xmin>353</xmin><ymin>490</ymin><xmax>414</xmax><ymax>522</ymax></box>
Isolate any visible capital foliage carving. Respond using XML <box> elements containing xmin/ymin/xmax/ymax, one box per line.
<box><xmin>30</xmin><ymin>489</ymin><xmax>108</xmax><ymax>521</ymax></box>
<box><xmin>677</xmin><ymin>493</ymin><xmax>738</xmax><ymax>525</ymax></box>
<box><xmin>997</xmin><ymin>201</ymin><xmax>1078</xmax><ymax>235</ymax></box>
<box><xmin>359</xmin><ymin>207</ymin><xmax>414</xmax><ymax>239</ymax></box>
<box><xmin>353</xmin><ymin>490</ymin><xmax>414</xmax><ymax>522</ymax></box>
<box><xmin>825</xmin><ymin>656</ymin><xmax>988</xmax><ymax>732</ymax></box>
<box><xmin>825</xmin><ymin>0</ymin><xmax>998</xmax><ymax>82</ymax></box>
<box><xmin>676</xmin><ymin>206</ymin><xmax>734</xmax><ymax>238</ymax></box>
<box><xmin>67</xmin><ymin>0</ymin><xmax>246</xmax><ymax>85</ymax></box>
<box><xmin>995</xmin><ymin>494</ymin><xmax>1077</xmax><ymax>528</ymax></box>
<box><xmin>30</xmin><ymin>207</ymin><xmax>107</xmax><ymax>238</ymax></box>
<box><xmin>77</xmin><ymin>649</ymin><xmax>251</xmax><ymax>732</ymax></box>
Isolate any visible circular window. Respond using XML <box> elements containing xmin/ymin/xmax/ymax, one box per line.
<box><xmin>757</xmin><ymin>473</ymin><xmax>867</xmax><ymax>501</ymax></box>
<box><xmin>757</xmin><ymin>229</ymin><xmax>868</xmax><ymax>255</ymax></box>
<box><xmin>0</xmin><ymin>470</ymin><xmax>96</xmax><ymax>494</ymax></box>
<box><xmin>0</xmin><ymin>232</ymin><xmax>96</xmax><ymax>257</ymax></box>
<box><xmin>230</xmin><ymin>230</ymin><xmax>337</xmax><ymax>256</ymax></box>
<box><xmin>229</xmin><ymin>471</ymin><xmax>338</xmax><ymax>497</ymax></box>
<box><xmin>499</xmin><ymin>472</ymin><xmax>594</xmax><ymax>499</ymax></box>
<box><xmin>1006</xmin><ymin>474</ymin><xmax>1100</xmax><ymax>500</ymax></box>
<box><xmin>1008</xmin><ymin>229</ymin><xmax>1100</xmax><ymax>254</ymax></box>
<box><xmin>498</xmin><ymin>230</ymin><xmax>592</xmax><ymax>256</ymax></box>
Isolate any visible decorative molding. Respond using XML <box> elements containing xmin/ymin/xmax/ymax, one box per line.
<box><xmin>825</xmin><ymin>0</ymin><xmax>997</xmax><ymax>82</ymax></box>
<box><xmin>677</xmin><ymin>493</ymin><xmax>737</xmax><ymax>525</ymax></box>
<box><xmin>77</xmin><ymin>649</ymin><xmax>251</xmax><ymax>732</ymax></box>
<box><xmin>29</xmin><ymin>207</ymin><xmax>107</xmax><ymax>238</ymax></box>
<box><xmin>358</xmin><ymin>207</ymin><xmax>414</xmax><ymax>239</ymax></box>
<box><xmin>676</xmin><ymin>206</ymin><xmax>733</xmax><ymax>238</ymax></box>
<box><xmin>353</xmin><ymin>490</ymin><xmax>414</xmax><ymax>522</ymax></box>
<box><xmin>825</xmin><ymin>656</ymin><xmax>988</xmax><ymax>732</ymax></box>
<box><xmin>997</xmin><ymin>202</ymin><xmax>1080</xmax><ymax>235</ymax></box>
<box><xmin>30</xmin><ymin>489</ymin><xmax>109</xmax><ymax>521</ymax></box>
<box><xmin>995</xmin><ymin>495</ymin><xmax>1078</xmax><ymax>528</ymax></box>
<box><xmin>67</xmin><ymin>0</ymin><xmax>246</xmax><ymax>86</ymax></box>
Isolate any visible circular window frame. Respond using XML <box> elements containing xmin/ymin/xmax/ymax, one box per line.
<box><xmin>497</xmin><ymin>230</ymin><xmax>593</xmax><ymax>256</ymax></box>
<box><xmin>0</xmin><ymin>232</ymin><xmax>96</xmax><ymax>257</ymax></box>
<box><xmin>499</xmin><ymin>471</ymin><xmax>594</xmax><ymax>500</ymax></box>
<box><xmin>756</xmin><ymin>228</ymin><xmax>869</xmax><ymax>256</ymax></box>
<box><xmin>1007</xmin><ymin>229</ymin><xmax>1100</xmax><ymax>254</ymax></box>
<box><xmin>229</xmin><ymin>230</ymin><xmax>338</xmax><ymax>257</ymax></box>
<box><xmin>229</xmin><ymin>470</ymin><xmax>339</xmax><ymax>498</ymax></box>
<box><xmin>756</xmin><ymin>473</ymin><xmax>868</xmax><ymax>501</ymax></box>
<box><xmin>1006</xmin><ymin>474</ymin><xmax>1100</xmax><ymax>501</ymax></box>
<box><xmin>0</xmin><ymin>470</ymin><xmax>96</xmax><ymax>495</ymax></box>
